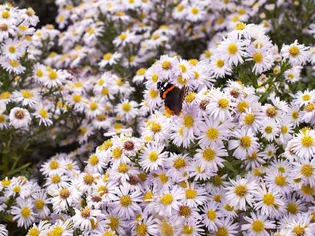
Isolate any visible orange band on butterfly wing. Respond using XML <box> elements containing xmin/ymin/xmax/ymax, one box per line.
<box><xmin>164</xmin><ymin>105</ymin><xmax>174</xmax><ymax>116</ymax></box>
<box><xmin>162</xmin><ymin>85</ymin><xmax>175</xmax><ymax>99</ymax></box>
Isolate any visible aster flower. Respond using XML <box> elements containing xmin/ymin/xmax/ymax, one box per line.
<box><xmin>139</xmin><ymin>143</ymin><xmax>167</xmax><ymax>172</ymax></box>
<box><xmin>109</xmin><ymin>185</ymin><xmax>142</xmax><ymax>219</ymax></box>
<box><xmin>11</xmin><ymin>198</ymin><xmax>36</xmax><ymax>228</ymax></box>
<box><xmin>242</xmin><ymin>212</ymin><xmax>276</xmax><ymax>236</ymax></box>
<box><xmin>225</xmin><ymin>177</ymin><xmax>258</xmax><ymax>210</ymax></box>
<box><xmin>281</xmin><ymin>40</ymin><xmax>310</xmax><ymax>66</ymax></box>
<box><xmin>9</xmin><ymin>107</ymin><xmax>31</xmax><ymax>129</ymax></box>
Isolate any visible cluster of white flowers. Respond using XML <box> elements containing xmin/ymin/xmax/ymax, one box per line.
<box><xmin>2</xmin><ymin>0</ymin><xmax>315</xmax><ymax>235</ymax></box>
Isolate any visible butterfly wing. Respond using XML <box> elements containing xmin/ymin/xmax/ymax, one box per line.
<box><xmin>164</xmin><ymin>86</ymin><xmax>186</xmax><ymax>115</ymax></box>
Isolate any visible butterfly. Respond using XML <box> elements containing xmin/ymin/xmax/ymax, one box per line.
<box><xmin>157</xmin><ymin>82</ymin><xmax>186</xmax><ymax>116</ymax></box>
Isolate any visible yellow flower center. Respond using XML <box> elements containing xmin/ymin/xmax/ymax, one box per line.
<box><xmin>237</xmin><ymin>101</ymin><xmax>249</xmax><ymax>112</ymax></box>
<box><xmin>218</xmin><ymin>98</ymin><xmax>229</xmax><ymax>108</ymax></box>
<box><xmin>88</xmin><ymin>155</ymin><xmax>99</xmax><ymax>166</ymax></box>
<box><xmin>305</xmin><ymin>103</ymin><xmax>315</xmax><ymax>112</ymax></box>
<box><xmin>183</xmin><ymin>115</ymin><xmax>194</xmax><ymax>128</ymax></box>
<box><xmin>159</xmin><ymin>173</ymin><xmax>168</xmax><ymax>184</ymax></box>
<box><xmin>51</xmin><ymin>175</ymin><xmax>61</xmax><ymax>184</ymax></box>
<box><xmin>35</xmin><ymin>199</ymin><xmax>45</xmax><ymax>210</ymax></box>
<box><xmin>191</xmin><ymin>7</ymin><xmax>199</xmax><ymax>15</ymax></box>
<box><xmin>2</xmin><ymin>11</ymin><xmax>10</xmax><ymax>19</ymax></box>
<box><xmin>216</xmin><ymin>227</ymin><xmax>228</xmax><ymax>236</ymax></box>
<box><xmin>103</xmin><ymin>53</ymin><xmax>112</xmax><ymax>60</ymax></box>
<box><xmin>151</xmin><ymin>73</ymin><xmax>158</xmax><ymax>83</ymax></box>
<box><xmin>185</xmin><ymin>189</ymin><xmax>197</xmax><ymax>199</ymax></box>
<box><xmin>0</xmin><ymin>91</ymin><xmax>11</xmax><ymax>99</ymax></box>
<box><xmin>292</xmin><ymin>111</ymin><xmax>299</xmax><ymax>119</ymax></box>
<box><xmin>205</xmin><ymin>50</ymin><xmax>212</xmax><ymax>57</ymax></box>
<box><xmin>22</xmin><ymin>90</ymin><xmax>34</xmax><ymax>99</ymax></box>
<box><xmin>185</xmin><ymin>92</ymin><xmax>196</xmax><ymax>103</ymax></box>
<box><xmin>266</xmin><ymin>107</ymin><xmax>277</xmax><ymax>117</ymax></box>
<box><xmin>8</xmin><ymin>45</ymin><xmax>16</xmax><ymax>53</ymax></box>
<box><xmin>206</xmin><ymin>128</ymin><xmax>219</xmax><ymax>140</ymax></box>
<box><xmin>28</xmin><ymin>227</ymin><xmax>39</xmax><ymax>236</ymax></box>
<box><xmin>119</xmin><ymin>33</ymin><xmax>127</xmax><ymax>40</ymax></box>
<box><xmin>59</xmin><ymin>188</ymin><xmax>70</xmax><ymax>199</ymax></box>
<box><xmin>112</xmin><ymin>147</ymin><xmax>122</xmax><ymax>159</ymax></box>
<box><xmin>240</xmin><ymin>136</ymin><xmax>252</xmax><ymax>148</ymax></box>
<box><xmin>287</xmin><ymin>203</ymin><xmax>298</xmax><ymax>214</ymax></box>
<box><xmin>244</xmin><ymin>113</ymin><xmax>255</xmax><ymax>125</ymax></box>
<box><xmin>13</xmin><ymin>185</ymin><xmax>21</xmax><ymax>193</ymax></box>
<box><xmin>122</xmin><ymin>103</ymin><xmax>131</xmax><ymax>112</ymax></box>
<box><xmin>9</xmin><ymin>60</ymin><xmax>19</xmax><ymax>67</ymax></box>
<box><xmin>148</xmin><ymin>152</ymin><xmax>158</xmax><ymax>162</ymax></box>
<box><xmin>301</xmin><ymin>164</ymin><xmax>313</xmax><ymax>177</ymax></box>
<box><xmin>83</xmin><ymin>173</ymin><xmax>94</xmax><ymax>185</ymax></box>
<box><xmin>289</xmin><ymin>45</ymin><xmax>300</xmax><ymax>57</ymax></box>
<box><xmin>108</xmin><ymin>217</ymin><xmax>119</xmax><ymax>230</ymax></box>
<box><xmin>265</xmin><ymin>126</ymin><xmax>273</xmax><ymax>134</ymax></box>
<box><xmin>48</xmin><ymin>227</ymin><xmax>63</xmax><ymax>236</ymax></box>
<box><xmin>179</xmin><ymin>205</ymin><xmax>192</xmax><ymax>216</ymax></box>
<box><xmin>275</xmin><ymin>175</ymin><xmax>286</xmax><ymax>186</ymax></box>
<box><xmin>227</xmin><ymin>43</ymin><xmax>238</xmax><ymax>55</ymax></box>
<box><xmin>302</xmin><ymin>94</ymin><xmax>311</xmax><ymax>101</ymax></box>
<box><xmin>39</xmin><ymin>109</ymin><xmax>48</xmax><ymax>118</ymax></box>
<box><xmin>120</xmin><ymin>195</ymin><xmax>132</xmax><ymax>207</ymax></box>
<box><xmin>301</xmin><ymin>135</ymin><xmax>313</xmax><ymax>147</ymax></box>
<box><xmin>162</xmin><ymin>61</ymin><xmax>171</xmax><ymax>70</ymax></box>
<box><xmin>183</xmin><ymin>225</ymin><xmax>194</xmax><ymax>234</ymax></box>
<box><xmin>136</xmin><ymin>224</ymin><xmax>147</xmax><ymax>236</ymax></box>
<box><xmin>207</xmin><ymin>209</ymin><xmax>216</xmax><ymax>220</ymax></box>
<box><xmin>252</xmin><ymin>220</ymin><xmax>264</xmax><ymax>232</ymax></box>
<box><xmin>21</xmin><ymin>207</ymin><xmax>31</xmax><ymax>217</ymax></box>
<box><xmin>281</xmin><ymin>126</ymin><xmax>288</xmax><ymax>134</ymax></box>
<box><xmin>235</xmin><ymin>185</ymin><xmax>247</xmax><ymax>196</ymax></box>
<box><xmin>81</xmin><ymin>207</ymin><xmax>91</xmax><ymax>218</ymax></box>
<box><xmin>173</xmin><ymin>158</ymin><xmax>186</xmax><ymax>169</ymax></box>
<box><xmin>49</xmin><ymin>160</ymin><xmax>59</xmax><ymax>169</ymax></box>
<box><xmin>263</xmin><ymin>193</ymin><xmax>275</xmax><ymax>206</ymax></box>
<box><xmin>235</xmin><ymin>22</ymin><xmax>246</xmax><ymax>30</ymax></box>
<box><xmin>160</xmin><ymin>193</ymin><xmax>173</xmax><ymax>205</ymax></box>
<box><xmin>179</xmin><ymin>64</ymin><xmax>187</xmax><ymax>73</ymax></box>
<box><xmin>202</xmin><ymin>148</ymin><xmax>216</xmax><ymax>161</ymax></box>
<box><xmin>253</xmin><ymin>52</ymin><xmax>263</xmax><ymax>63</ymax></box>
<box><xmin>143</xmin><ymin>191</ymin><xmax>153</xmax><ymax>201</ymax></box>
<box><xmin>72</xmin><ymin>94</ymin><xmax>81</xmax><ymax>103</ymax></box>
<box><xmin>90</xmin><ymin>102</ymin><xmax>98</xmax><ymax>111</ymax></box>
<box><xmin>149</xmin><ymin>89</ymin><xmax>158</xmax><ymax>98</ymax></box>
<box><xmin>301</xmin><ymin>184</ymin><xmax>314</xmax><ymax>195</ymax></box>
<box><xmin>118</xmin><ymin>163</ymin><xmax>129</xmax><ymax>173</ymax></box>
<box><xmin>49</xmin><ymin>71</ymin><xmax>57</xmax><ymax>80</ymax></box>
<box><xmin>292</xmin><ymin>226</ymin><xmax>305</xmax><ymax>235</ymax></box>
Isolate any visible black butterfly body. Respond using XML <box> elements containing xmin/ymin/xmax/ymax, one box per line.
<box><xmin>157</xmin><ymin>82</ymin><xmax>186</xmax><ymax>116</ymax></box>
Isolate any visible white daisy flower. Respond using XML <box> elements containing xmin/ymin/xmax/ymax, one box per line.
<box><xmin>225</xmin><ymin>177</ymin><xmax>258</xmax><ymax>210</ymax></box>
<box><xmin>109</xmin><ymin>185</ymin><xmax>142</xmax><ymax>219</ymax></box>
<box><xmin>9</xmin><ymin>107</ymin><xmax>31</xmax><ymax>129</ymax></box>
<box><xmin>229</xmin><ymin>128</ymin><xmax>259</xmax><ymax>160</ymax></box>
<box><xmin>242</xmin><ymin>212</ymin><xmax>276</xmax><ymax>235</ymax></box>
<box><xmin>194</xmin><ymin>143</ymin><xmax>227</xmax><ymax>173</ymax></box>
<box><xmin>157</xmin><ymin>186</ymin><xmax>185</xmax><ymax>217</ymax></box>
<box><xmin>289</xmin><ymin>129</ymin><xmax>315</xmax><ymax>160</ymax></box>
<box><xmin>11</xmin><ymin>198</ymin><xmax>36</xmax><ymax>228</ymax></box>
<box><xmin>72</xmin><ymin>206</ymin><xmax>102</xmax><ymax>231</ymax></box>
<box><xmin>281</xmin><ymin>40</ymin><xmax>310</xmax><ymax>66</ymax></box>
<box><xmin>99</xmin><ymin>52</ymin><xmax>121</xmax><ymax>68</ymax></box>
<box><xmin>139</xmin><ymin>143</ymin><xmax>167</xmax><ymax>172</ymax></box>
<box><xmin>217</xmin><ymin>33</ymin><xmax>249</xmax><ymax>66</ymax></box>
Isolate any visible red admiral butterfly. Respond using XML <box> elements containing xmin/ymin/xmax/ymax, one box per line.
<box><xmin>157</xmin><ymin>82</ymin><xmax>186</xmax><ymax>116</ymax></box>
